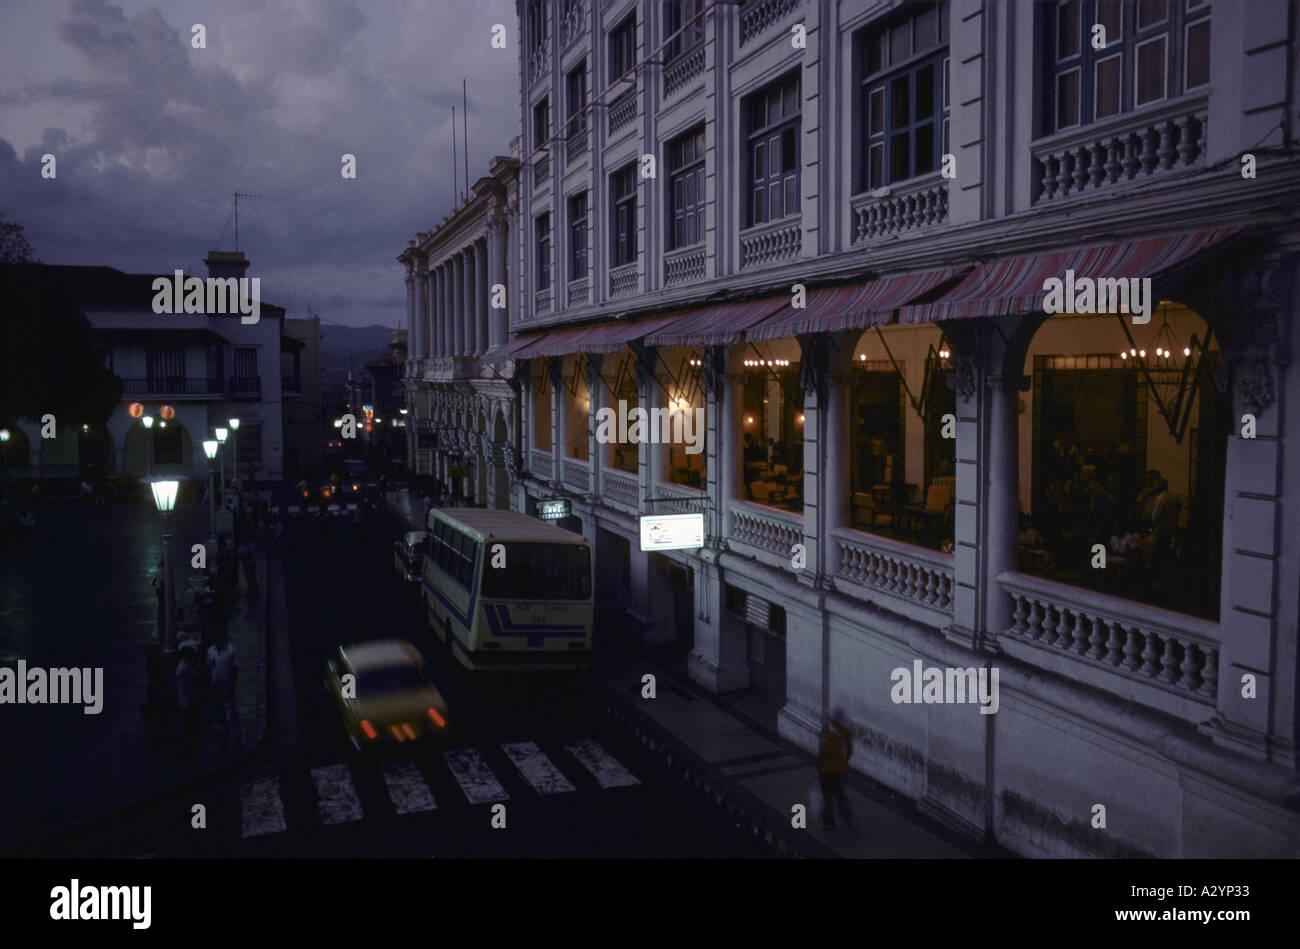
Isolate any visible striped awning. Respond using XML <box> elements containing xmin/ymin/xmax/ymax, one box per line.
<box><xmin>643</xmin><ymin>296</ymin><xmax>788</xmax><ymax>347</ymax></box>
<box><xmin>748</xmin><ymin>266</ymin><xmax>967</xmax><ymax>341</ymax></box>
<box><xmin>897</xmin><ymin>228</ymin><xmax>1243</xmax><ymax>324</ymax></box>
<box><xmin>482</xmin><ymin>333</ymin><xmax>542</xmax><ymax>362</ymax></box>
<box><xmin>482</xmin><ymin>310</ymin><xmax>689</xmax><ymax>362</ymax></box>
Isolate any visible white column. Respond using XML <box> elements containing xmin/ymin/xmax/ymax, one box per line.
<box><xmin>453</xmin><ymin>253</ymin><xmax>466</xmax><ymax>355</ymax></box>
<box><xmin>423</xmin><ymin>267</ymin><xmax>435</xmax><ymax>359</ymax></box>
<box><xmin>413</xmin><ymin>255</ymin><xmax>427</xmax><ymax>367</ymax></box>
<box><xmin>487</xmin><ymin>216</ymin><xmax>508</xmax><ymax>348</ymax></box>
<box><xmin>475</xmin><ymin>239</ymin><xmax>489</xmax><ymax>356</ymax></box>
<box><xmin>438</xmin><ymin>264</ymin><xmax>450</xmax><ymax>357</ymax></box>
<box><xmin>464</xmin><ymin>246</ymin><xmax>479</xmax><ymax>356</ymax></box>
<box><xmin>404</xmin><ymin>266</ymin><xmax>415</xmax><ymax>374</ymax></box>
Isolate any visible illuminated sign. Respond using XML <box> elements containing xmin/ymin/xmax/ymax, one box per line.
<box><xmin>639</xmin><ymin>512</ymin><xmax>705</xmax><ymax>551</ymax></box>
<box><xmin>536</xmin><ymin>498</ymin><xmax>571</xmax><ymax>521</ymax></box>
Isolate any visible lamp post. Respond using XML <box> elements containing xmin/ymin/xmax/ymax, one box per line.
<box><xmin>228</xmin><ymin>417</ymin><xmax>241</xmax><ymax>493</ymax></box>
<box><xmin>142</xmin><ymin>415</ymin><xmax>154</xmax><ymax>476</ymax></box>
<box><xmin>203</xmin><ymin>439</ymin><xmax>218</xmax><ymax>539</ymax></box>
<box><xmin>215</xmin><ymin>426</ymin><xmax>228</xmax><ymax>507</ymax></box>
<box><xmin>147</xmin><ymin>477</ymin><xmax>180</xmax><ymax>654</ymax></box>
<box><xmin>0</xmin><ymin>428</ymin><xmax>9</xmax><ymax>497</ymax></box>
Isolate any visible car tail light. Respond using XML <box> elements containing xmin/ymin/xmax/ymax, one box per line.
<box><xmin>401</xmin><ymin>723</ymin><xmax>416</xmax><ymax>740</ymax></box>
<box><xmin>361</xmin><ymin>719</ymin><xmax>377</xmax><ymax>739</ymax></box>
<box><xmin>427</xmin><ymin>708</ymin><xmax>446</xmax><ymax>728</ymax></box>
<box><xmin>390</xmin><ymin>725</ymin><xmax>404</xmax><ymax>740</ymax></box>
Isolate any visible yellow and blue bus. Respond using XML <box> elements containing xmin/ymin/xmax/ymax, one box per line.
<box><xmin>421</xmin><ymin>508</ymin><xmax>594</xmax><ymax>671</ymax></box>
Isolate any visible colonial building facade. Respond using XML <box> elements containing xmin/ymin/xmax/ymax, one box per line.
<box><xmin>399</xmin><ymin>148</ymin><xmax>521</xmax><ymax>508</ymax></box>
<box><xmin>501</xmin><ymin>0</ymin><xmax>1300</xmax><ymax>857</ymax></box>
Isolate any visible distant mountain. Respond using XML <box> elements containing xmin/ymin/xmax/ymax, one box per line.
<box><xmin>319</xmin><ymin>323</ymin><xmax>395</xmax><ymax>369</ymax></box>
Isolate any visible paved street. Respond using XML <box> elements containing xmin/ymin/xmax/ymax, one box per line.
<box><xmin>26</xmin><ymin>503</ymin><xmax>770</xmax><ymax>858</ymax></box>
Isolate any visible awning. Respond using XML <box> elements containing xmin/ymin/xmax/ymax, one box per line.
<box><xmin>643</xmin><ymin>296</ymin><xmax>787</xmax><ymax>347</ymax></box>
<box><xmin>898</xmin><ymin>228</ymin><xmax>1243</xmax><ymax>323</ymax></box>
<box><xmin>482</xmin><ymin>333</ymin><xmax>544</xmax><ymax>362</ymax></box>
<box><xmin>748</xmin><ymin>266</ymin><xmax>968</xmax><ymax>341</ymax></box>
<box><xmin>483</xmin><ymin>310</ymin><xmax>689</xmax><ymax>362</ymax></box>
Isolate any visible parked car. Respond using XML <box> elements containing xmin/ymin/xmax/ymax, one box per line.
<box><xmin>394</xmin><ymin>530</ymin><xmax>429</xmax><ymax>582</ymax></box>
<box><xmin>324</xmin><ymin>640</ymin><xmax>450</xmax><ymax>751</ymax></box>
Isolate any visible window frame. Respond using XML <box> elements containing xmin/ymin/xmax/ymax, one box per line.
<box><xmin>745</xmin><ymin>71</ymin><xmax>801</xmax><ymax>228</ymax></box>
<box><xmin>611</xmin><ymin>164</ymin><xmax>638</xmax><ymax>268</ymax></box>
<box><xmin>609</xmin><ymin>15</ymin><xmax>636</xmax><ymax>82</ymax></box>
<box><xmin>535</xmin><ymin>212</ymin><xmax>552</xmax><ymax>291</ymax></box>
<box><xmin>566</xmin><ymin>61</ymin><xmax>587</xmax><ymax>137</ymax></box>
<box><xmin>663</xmin><ymin>0</ymin><xmax>705</xmax><ymax>64</ymax></box>
<box><xmin>533</xmin><ymin>96</ymin><xmax>550</xmax><ymax>150</ymax></box>
<box><xmin>568</xmin><ymin>191</ymin><xmax>589</xmax><ymax>281</ymax></box>
<box><xmin>666</xmin><ymin>125</ymin><xmax>707</xmax><ymax>251</ymax></box>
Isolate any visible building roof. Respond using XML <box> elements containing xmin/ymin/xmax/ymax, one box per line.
<box><xmin>431</xmin><ymin>508</ymin><xmax>589</xmax><ymax>543</ymax></box>
<box><xmin>91</xmin><ymin>327</ymin><xmax>228</xmax><ymax>345</ymax></box>
<box><xmin>1</xmin><ymin>262</ymin><xmax>286</xmax><ymax>316</ymax></box>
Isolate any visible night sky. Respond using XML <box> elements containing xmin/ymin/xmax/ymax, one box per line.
<box><xmin>1</xmin><ymin>0</ymin><xmax>521</xmax><ymax>327</ymax></box>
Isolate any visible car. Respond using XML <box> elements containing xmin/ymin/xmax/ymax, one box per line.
<box><xmin>394</xmin><ymin>530</ymin><xmax>429</xmax><ymax>582</ymax></box>
<box><xmin>324</xmin><ymin>640</ymin><xmax>450</xmax><ymax>751</ymax></box>
<box><xmin>343</xmin><ymin>458</ymin><xmax>368</xmax><ymax>478</ymax></box>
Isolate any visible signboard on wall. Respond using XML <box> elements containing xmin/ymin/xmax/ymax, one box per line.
<box><xmin>639</xmin><ymin>512</ymin><xmax>705</xmax><ymax>551</ymax></box>
<box><xmin>536</xmin><ymin>498</ymin><xmax>571</xmax><ymax>521</ymax></box>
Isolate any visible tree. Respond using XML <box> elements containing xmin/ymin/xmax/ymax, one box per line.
<box><xmin>0</xmin><ymin>212</ymin><xmax>39</xmax><ymax>264</ymax></box>
<box><xmin>1</xmin><ymin>266</ymin><xmax>122</xmax><ymax>427</ymax></box>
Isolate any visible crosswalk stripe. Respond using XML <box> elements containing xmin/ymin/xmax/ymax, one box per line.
<box><xmin>564</xmin><ymin>739</ymin><xmax>641</xmax><ymax>788</ymax></box>
<box><xmin>381</xmin><ymin>761</ymin><xmax>438</xmax><ymax>814</ymax></box>
<box><xmin>443</xmin><ymin>749</ymin><xmax>509</xmax><ymax>804</ymax></box>
<box><xmin>502</xmin><ymin>741</ymin><xmax>576</xmax><ymax>795</ymax></box>
<box><xmin>311</xmin><ymin>764</ymin><xmax>364</xmax><ymax>825</ymax></box>
<box><xmin>240</xmin><ymin>776</ymin><xmax>288</xmax><ymax>838</ymax></box>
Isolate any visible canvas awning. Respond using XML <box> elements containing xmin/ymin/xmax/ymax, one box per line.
<box><xmin>642</xmin><ymin>296</ymin><xmax>788</xmax><ymax>347</ymax></box>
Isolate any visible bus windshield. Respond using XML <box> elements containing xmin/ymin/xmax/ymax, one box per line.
<box><xmin>480</xmin><ymin>543</ymin><xmax>592</xmax><ymax>600</ymax></box>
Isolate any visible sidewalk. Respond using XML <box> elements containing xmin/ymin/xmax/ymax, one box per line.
<box><xmin>382</xmin><ymin>492</ymin><xmax>990</xmax><ymax>859</ymax></box>
<box><xmin>0</xmin><ymin>498</ymin><xmax>279</xmax><ymax>855</ymax></box>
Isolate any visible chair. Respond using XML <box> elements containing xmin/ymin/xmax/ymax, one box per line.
<box><xmin>853</xmin><ymin>491</ymin><xmax>895</xmax><ymax>534</ymax></box>
<box><xmin>902</xmin><ymin>482</ymin><xmax>953</xmax><ymax>537</ymax></box>
<box><xmin>750</xmin><ymin>481</ymin><xmax>771</xmax><ymax>502</ymax></box>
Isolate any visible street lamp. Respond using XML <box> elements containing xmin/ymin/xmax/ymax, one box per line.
<box><xmin>146</xmin><ymin>477</ymin><xmax>180</xmax><ymax>654</ymax></box>
<box><xmin>142</xmin><ymin>415</ymin><xmax>154</xmax><ymax>476</ymax></box>
<box><xmin>0</xmin><ymin>428</ymin><xmax>9</xmax><ymax>497</ymax></box>
<box><xmin>228</xmin><ymin>417</ymin><xmax>241</xmax><ymax>492</ymax></box>
<box><xmin>203</xmin><ymin>439</ymin><xmax>218</xmax><ymax>539</ymax></box>
<box><xmin>215</xmin><ymin>426</ymin><xmax>228</xmax><ymax>507</ymax></box>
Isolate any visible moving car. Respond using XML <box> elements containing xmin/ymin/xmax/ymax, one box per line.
<box><xmin>324</xmin><ymin>639</ymin><xmax>450</xmax><ymax>751</ymax></box>
<box><xmin>394</xmin><ymin>530</ymin><xmax>429</xmax><ymax>582</ymax></box>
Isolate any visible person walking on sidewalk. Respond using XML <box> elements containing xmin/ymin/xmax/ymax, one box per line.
<box><xmin>238</xmin><ymin>540</ymin><xmax>260</xmax><ymax>597</ymax></box>
<box><xmin>176</xmin><ymin>643</ymin><xmax>201</xmax><ymax>754</ymax></box>
<box><xmin>152</xmin><ymin>558</ymin><xmax>166</xmax><ymax>639</ymax></box>
<box><xmin>817</xmin><ymin>707</ymin><xmax>854</xmax><ymax>829</ymax></box>
<box><xmin>205</xmin><ymin>629</ymin><xmax>239</xmax><ymax>737</ymax></box>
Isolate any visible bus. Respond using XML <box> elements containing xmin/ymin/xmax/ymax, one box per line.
<box><xmin>421</xmin><ymin>508</ymin><xmax>594</xmax><ymax>671</ymax></box>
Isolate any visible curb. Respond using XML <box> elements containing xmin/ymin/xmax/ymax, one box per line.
<box><xmin>6</xmin><ymin>544</ymin><xmax>282</xmax><ymax>857</ymax></box>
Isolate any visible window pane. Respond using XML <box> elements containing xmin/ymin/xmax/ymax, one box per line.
<box><xmin>1057</xmin><ymin>0</ymin><xmax>1079</xmax><ymax>59</ymax></box>
<box><xmin>891</xmin><ymin>75</ymin><xmax>910</xmax><ymax>125</ymax></box>
<box><xmin>753</xmin><ymin>187</ymin><xmax>765</xmax><ymax>224</ymax></box>
<box><xmin>768</xmin><ymin>93</ymin><xmax>781</xmax><ymax>126</ymax></box>
<box><xmin>891</xmin><ymin>131</ymin><xmax>910</xmax><ymax>180</ymax></box>
<box><xmin>770</xmin><ymin>133</ymin><xmax>782</xmax><ymax>175</ymax></box>
<box><xmin>783</xmin><ymin>79</ymin><xmax>798</xmax><ymax>118</ymax></box>
<box><xmin>1096</xmin><ymin>0</ymin><xmax>1122</xmax><ymax>42</ymax></box>
<box><xmin>916</xmin><ymin>123</ymin><xmax>935</xmax><ymax>173</ymax></box>
<box><xmin>1095</xmin><ymin>55</ymin><xmax>1121</xmax><ymax>118</ymax></box>
<box><xmin>781</xmin><ymin>127</ymin><xmax>797</xmax><ymax>171</ymax></box>
<box><xmin>1056</xmin><ymin>68</ymin><xmax>1079</xmax><ymax>128</ymax></box>
<box><xmin>754</xmin><ymin>141</ymin><xmax>766</xmax><ymax>179</ymax></box>
<box><xmin>869</xmin><ymin>87</ymin><xmax>884</xmax><ymax>134</ymax></box>
<box><xmin>783</xmin><ymin>175</ymin><xmax>797</xmax><ymax>215</ymax></box>
<box><xmin>890</xmin><ymin>22</ymin><xmax>910</xmax><ymax>63</ymax></box>
<box><xmin>915</xmin><ymin>5</ymin><xmax>938</xmax><ymax>51</ymax></box>
<box><xmin>916</xmin><ymin>64</ymin><xmax>935</xmax><ymax>120</ymax></box>
<box><xmin>769</xmin><ymin>181</ymin><xmax>782</xmax><ymax>219</ymax></box>
<box><xmin>867</xmin><ymin>32</ymin><xmax>884</xmax><ymax>74</ymax></box>
<box><xmin>869</xmin><ymin>142</ymin><xmax>883</xmax><ymax>189</ymax></box>
<box><xmin>1186</xmin><ymin>19</ymin><xmax>1210</xmax><ymax>88</ymax></box>
<box><xmin>943</xmin><ymin>57</ymin><xmax>949</xmax><ymax>108</ymax></box>
<box><xmin>1137</xmin><ymin>0</ymin><xmax>1168</xmax><ymax>29</ymax></box>
<box><xmin>1136</xmin><ymin>36</ymin><xmax>1166</xmax><ymax>104</ymax></box>
<box><xmin>686</xmin><ymin>173</ymin><xmax>696</xmax><ymax>206</ymax></box>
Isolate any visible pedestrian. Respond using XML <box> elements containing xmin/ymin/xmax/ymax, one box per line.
<box><xmin>239</xmin><ymin>541</ymin><xmax>260</xmax><ymax>596</ymax></box>
<box><xmin>205</xmin><ymin>629</ymin><xmax>239</xmax><ymax>737</ymax></box>
<box><xmin>80</xmin><ymin>479</ymin><xmax>92</xmax><ymax>506</ymax></box>
<box><xmin>152</xmin><ymin>558</ymin><xmax>166</xmax><ymax>638</ymax></box>
<box><xmin>421</xmin><ymin>494</ymin><xmax>432</xmax><ymax>519</ymax></box>
<box><xmin>817</xmin><ymin>707</ymin><xmax>854</xmax><ymax>829</ymax></box>
<box><xmin>176</xmin><ymin>643</ymin><xmax>201</xmax><ymax>753</ymax></box>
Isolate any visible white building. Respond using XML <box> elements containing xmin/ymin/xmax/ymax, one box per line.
<box><xmin>399</xmin><ymin>147</ymin><xmax>521</xmax><ymax>508</ymax></box>
<box><xmin>10</xmin><ymin>251</ymin><xmax>287</xmax><ymax>484</ymax></box>
<box><xmin>501</xmin><ymin>0</ymin><xmax>1300</xmax><ymax>857</ymax></box>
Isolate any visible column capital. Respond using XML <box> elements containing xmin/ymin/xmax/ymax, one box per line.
<box><xmin>1215</xmin><ymin>250</ymin><xmax>1293</xmax><ymax>416</ymax></box>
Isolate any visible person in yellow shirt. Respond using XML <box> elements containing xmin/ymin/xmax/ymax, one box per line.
<box><xmin>817</xmin><ymin>708</ymin><xmax>854</xmax><ymax>828</ymax></box>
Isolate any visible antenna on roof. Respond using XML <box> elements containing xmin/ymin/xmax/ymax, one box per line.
<box><xmin>451</xmin><ymin>107</ymin><xmax>459</xmax><ymax>207</ymax></box>
<box><xmin>462</xmin><ymin>78</ymin><xmax>470</xmax><ymax>202</ymax></box>
<box><xmin>231</xmin><ymin>191</ymin><xmax>262</xmax><ymax>251</ymax></box>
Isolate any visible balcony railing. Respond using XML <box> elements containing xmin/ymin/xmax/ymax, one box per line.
<box><xmin>533</xmin><ymin>287</ymin><xmax>553</xmax><ymax>317</ymax></box>
<box><xmin>851</xmin><ymin>172</ymin><xmax>949</xmax><ymax>244</ymax></box>
<box><xmin>602</xmin><ymin>469</ymin><xmax>640</xmax><ymax>512</ymax></box>
<box><xmin>607</xmin><ymin>87</ymin><xmax>637</xmax><ymax>136</ymax></box>
<box><xmin>1031</xmin><ymin>95</ymin><xmax>1209</xmax><ymax>205</ymax></box>
<box><xmin>998</xmin><ymin>571</ymin><xmax>1219</xmax><ymax>720</ymax></box>
<box><xmin>740</xmin><ymin>0</ymin><xmax>798</xmax><ymax>46</ymax></box>
<box><xmin>609</xmin><ymin>263</ymin><xmax>638</xmax><ymax>298</ymax></box>
<box><xmin>664</xmin><ymin>245</ymin><xmax>706</xmax><ymax>287</ymax></box>
<box><xmin>834</xmin><ymin>527</ymin><xmax>954</xmax><ymax>627</ymax></box>
<box><xmin>729</xmin><ymin>498</ymin><xmax>803</xmax><ymax>565</ymax></box>
<box><xmin>529</xmin><ymin>449</ymin><xmax>554</xmax><ymax>481</ymax></box>
<box><xmin>566</xmin><ymin>123</ymin><xmax>590</xmax><ymax>162</ymax></box>
<box><xmin>119</xmin><ymin>377</ymin><xmax>222</xmax><ymax>396</ymax></box>
<box><xmin>533</xmin><ymin>153</ymin><xmax>551</xmax><ymax>186</ymax></box>
<box><xmin>567</xmin><ymin>276</ymin><xmax>589</xmax><ymax>308</ymax></box>
<box><xmin>663</xmin><ymin>43</ymin><xmax>705</xmax><ymax>98</ymax></box>
<box><xmin>229</xmin><ymin>376</ymin><xmax>262</xmax><ymax>397</ymax></box>
<box><xmin>562</xmin><ymin>457</ymin><xmax>590</xmax><ymax>493</ymax></box>
<box><xmin>739</xmin><ymin>216</ymin><xmax>802</xmax><ymax>269</ymax></box>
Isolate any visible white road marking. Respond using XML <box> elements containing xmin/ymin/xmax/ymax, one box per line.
<box><xmin>564</xmin><ymin>739</ymin><xmax>641</xmax><ymax>788</ymax></box>
<box><xmin>287</xmin><ymin>505</ymin><xmax>300</xmax><ymax>514</ymax></box>
<box><xmin>240</xmin><ymin>776</ymin><xmax>287</xmax><ymax>838</ymax></box>
<box><xmin>502</xmin><ymin>741</ymin><xmax>576</xmax><ymax>795</ymax></box>
<box><xmin>381</xmin><ymin>761</ymin><xmax>438</xmax><ymax>814</ymax></box>
<box><xmin>443</xmin><ymin>749</ymin><xmax>509</xmax><ymax>804</ymax></box>
<box><xmin>311</xmin><ymin>764</ymin><xmax>364</xmax><ymax>825</ymax></box>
